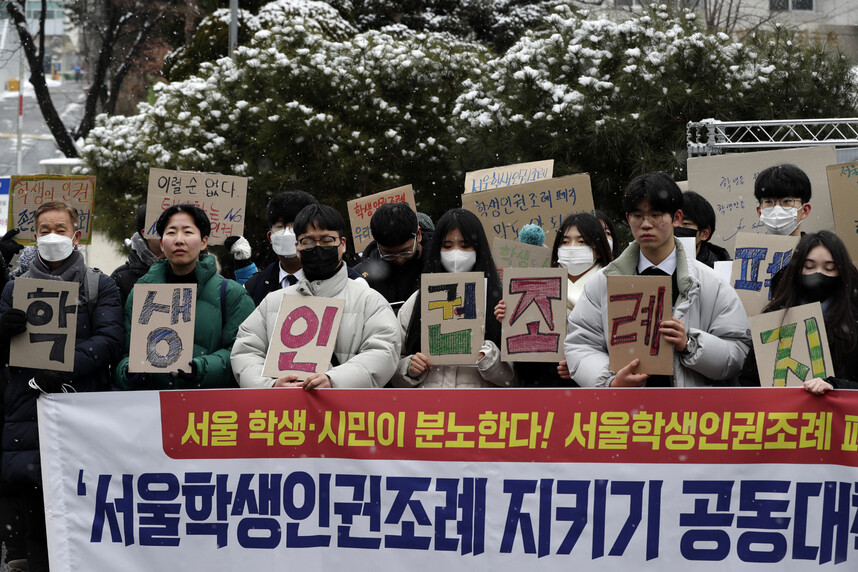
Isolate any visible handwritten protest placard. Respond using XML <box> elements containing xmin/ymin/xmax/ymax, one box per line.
<box><xmin>461</xmin><ymin>173</ymin><xmax>594</xmax><ymax>242</ymax></box>
<box><xmin>9</xmin><ymin>175</ymin><xmax>95</xmax><ymax>244</ymax></box>
<box><xmin>128</xmin><ymin>284</ymin><xmax>197</xmax><ymax>373</ymax></box>
<box><xmin>501</xmin><ymin>267</ymin><xmax>567</xmax><ymax>362</ymax></box>
<box><xmin>687</xmin><ymin>146</ymin><xmax>836</xmax><ymax>255</ymax></box>
<box><xmin>607</xmin><ymin>275</ymin><xmax>673</xmax><ymax>375</ymax></box>
<box><xmin>346</xmin><ymin>185</ymin><xmax>415</xmax><ymax>254</ymax></box>
<box><xmin>144</xmin><ymin>168</ymin><xmax>247</xmax><ymax>245</ymax></box>
<box><xmin>464</xmin><ymin>160</ymin><xmax>554</xmax><ymax>193</ymax></box>
<box><xmin>491</xmin><ymin>237</ymin><xmax>551</xmax><ymax>269</ymax></box>
<box><xmin>826</xmin><ymin>161</ymin><xmax>858</xmax><ymax>262</ymax></box>
<box><xmin>262</xmin><ymin>295</ymin><xmax>345</xmax><ymax>380</ymax></box>
<box><xmin>730</xmin><ymin>232</ymin><xmax>799</xmax><ymax>317</ymax></box>
<box><xmin>749</xmin><ymin>302</ymin><xmax>833</xmax><ymax>387</ymax></box>
<box><xmin>421</xmin><ymin>272</ymin><xmax>485</xmax><ymax>365</ymax></box>
<box><xmin>10</xmin><ymin>278</ymin><xmax>78</xmax><ymax>372</ymax></box>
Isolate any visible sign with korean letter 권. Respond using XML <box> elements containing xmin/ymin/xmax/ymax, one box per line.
<box><xmin>501</xmin><ymin>267</ymin><xmax>567</xmax><ymax>362</ymax></box>
<box><xmin>346</xmin><ymin>185</ymin><xmax>416</xmax><ymax>254</ymax></box>
<box><xmin>10</xmin><ymin>278</ymin><xmax>78</xmax><ymax>372</ymax></box>
<box><xmin>464</xmin><ymin>160</ymin><xmax>554</xmax><ymax>193</ymax></box>
<box><xmin>607</xmin><ymin>275</ymin><xmax>673</xmax><ymax>376</ymax></box>
<box><xmin>491</xmin><ymin>237</ymin><xmax>551</xmax><ymax>270</ymax></box>
<box><xmin>262</xmin><ymin>294</ymin><xmax>345</xmax><ymax>380</ymax></box>
<box><xmin>730</xmin><ymin>232</ymin><xmax>799</xmax><ymax>317</ymax></box>
<box><xmin>749</xmin><ymin>302</ymin><xmax>833</xmax><ymax>387</ymax></box>
<box><xmin>420</xmin><ymin>272</ymin><xmax>485</xmax><ymax>365</ymax></box>
<box><xmin>129</xmin><ymin>284</ymin><xmax>197</xmax><ymax>373</ymax></box>
<box><xmin>9</xmin><ymin>175</ymin><xmax>95</xmax><ymax>244</ymax></box>
<box><xmin>826</xmin><ymin>161</ymin><xmax>858</xmax><ymax>263</ymax></box>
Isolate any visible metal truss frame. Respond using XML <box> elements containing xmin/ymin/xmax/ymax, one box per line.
<box><xmin>687</xmin><ymin>118</ymin><xmax>858</xmax><ymax>157</ymax></box>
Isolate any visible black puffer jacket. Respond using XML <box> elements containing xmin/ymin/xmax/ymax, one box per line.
<box><xmin>354</xmin><ymin>230</ymin><xmax>432</xmax><ymax>311</ymax></box>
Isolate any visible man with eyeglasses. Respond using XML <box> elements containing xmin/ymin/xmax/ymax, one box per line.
<box><xmin>565</xmin><ymin>172</ymin><xmax>750</xmax><ymax>388</ymax></box>
<box><xmin>754</xmin><ymin>163</ymin><xmax>812</xmax><ymax>237</ymax></box>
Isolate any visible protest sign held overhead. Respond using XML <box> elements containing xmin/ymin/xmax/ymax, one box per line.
<box><xmin>421</xmin><ymin>272</ymin><xmax>485</xmax><ymax>365</ymax></box>
<box><xmin>501</xmin><ymin>267</ymin><xmax>567</xmax><ymax>362</ymax></box>
<box><xmin>128</xmin><ymin>284</ymin><xmax>197</xmax><ymax>373</ymax></box>
<box><xmin>463</xmin><ymin>160</ymin><xmax>554</xmax><ymax>193</ymax></box>
<box><xmin>491</xmin><ymin>237</ymin><xmax>551</xmax><ymax>270</ymax></box>
<box><xmin>10</xmin><ymin>278</ymin><xmax>78</xmax><ymax>372</ymax></box>
<box><xmin>607</xmin><ymin>275</ymin><xmax>673</xmax><ymax>376</ymax></box>
<box><xmin>826</xmin><ymin>161</ymin><xmax>858</xmax><ymax>263</ymax></box>
<box><xmin>10</xmin><ymin>175</ymin><xmax>95</xmax><ymax>244</ymax></box>
<box><xmin>346</xmin><ymin>184</ymin><xmax>416</xmax><ymax>254</ymax></box>
<box><xmin>730</xmin><ymin>232</ymin><xmax>799</xmax><ymax>317</ymax></box>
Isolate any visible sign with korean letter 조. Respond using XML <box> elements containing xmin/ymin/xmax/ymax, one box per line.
<box><xmin>730</xmin><ymin>232</ymin><xmax>799</xmax><ymax>317</ymax></box>
<box><xmin>420</xmin><ymin>272</ymin><xmax>485</xmax><ymax>365</ymax></box>
<box><xmin>491</xmin><ymin>237</ymin><xmax>551</xmax><ymax>270</ymax></box>
<box><xmin>464</xmin><ymin>160</ymin><xmax>554</xmax><ymax>193</ymax></box>
<box><xmin>607</xmin><ymin>275</ymin><xmax>673</xmax><ymax>376</ymax></box>
<box><xmin>501</xmin><ymin>267</ymin><xmax>567</xmax><ymax>362</ymax></box>
<box><xmin>10</xmin><ymin>278</ymin><xmax>78</xmax><ymax>372</ymax></box>
<box><xmin>262</xmin><ymin>295</ymin><xmax>345</xmax><ymax>380</ymax></box>
<box><xmin>9</xmin><ymin>175</ymin><xmax>95</xmax><ymax>244</ymax></box>
<box><xmin>129</xmin><ymin>284</ymin><xmax>197</xmax><ymax>373</ymax></box>
<box><xmin>826</xmin><ymin>161</ymin><xmax>858</xmax><ymax>263</ymax></box>
<box><xmin>346</xmin><ymin>185</ymin><xmax>416</xmax><ymax>254</ymax></box>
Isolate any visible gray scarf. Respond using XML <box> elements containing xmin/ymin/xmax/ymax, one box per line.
<box><xmin>130</xmin><ymin>232</ymin><xmax>160</xmax><ymax>268</ymax></box>
<box><xmin>24</xmin><ymin>249</ymin><xmax>88</xmax><ymax>295</ymax></box>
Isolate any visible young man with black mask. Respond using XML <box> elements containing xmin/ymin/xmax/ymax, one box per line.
<box><xmin>674</xmin><ymin>190</ymin><xmax>731</xmax><ymax>268</ymax></box>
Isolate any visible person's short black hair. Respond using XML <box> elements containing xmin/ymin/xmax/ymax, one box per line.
<box><xmin>681</xmin><ymin>191</ymin><xmax>716</xmax><ymax>237</ymax></box>
<box><xmin>622</xmin><ymin>172</ymin><xmax>683</xmax><ymax>216</ymax></box>
<box><xmin>370</xmin><ymin>203</ymin><xmax>418</xmax><ymax>247</ymax></box>
<box><xmin>293</xmin><ymin>204</ymin><xmax>345</xmax><ymax>238</ymax></box>
<box><xmin>155</xmin><ymin>204</ymin><xmax>211</xmax><ymax>238</ymax></box>
<box><xmin>266</xmin><ymin>190</ymin><xmax>319</xmax><ymax>228</ymax></box>
<box><xmin>134</xmin><ymin>205</ymin><xmax>147</xmax><ymax>235</ymax></box>
<box><xmin>754</xmin><ymin>163</ymin><xmax>811</xmax><ymax>203</ymax></box>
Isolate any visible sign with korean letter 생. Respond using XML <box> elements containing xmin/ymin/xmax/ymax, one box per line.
<box><xmin>10</xmin><ymin>278</ymin><xmax>78</xmax><ymax>372</ymax></box>
<box><xmin>491</xmin><ymin>237</ymin><xmax>551</xmax><ymax>270</ymax></box>
<box><xmin>262</xmin><ymin>295</ymin><xmax>345</xmax><ymax>380</ymax></box>
<box><xmin>826</xmin><ymin>161</ymin><xmax>858</xmax><ymax>263</ymax></box>
<box><xmin>461</xmin><ymin>173</ymin><xmax>595</xmax><ymax>242</ymax></box>
<box><xmin>420</xmin><ymin>272</ymin><xmax>485</xmax><ymax>365</ymax></box>
<box><xmin>128</xmin><ymin>284</ymin><xmax>197</xmax><ymax>373</ymax></box>
<box><xmin>346</xmin><ymin>185</ymin><xmax>416</xmax><ymax>254</ymax></box>
<box><xmin>464</xmin><ymin>160</ymin><xmax>554</xmax><ymax>193</ymax></box>
<box><xmin>144</xmin><ymin>168</ymin><xmax>248</xmax><ymax>245</ymax></box>
<box><xmin>9</xmin><ymin>175</ymin><xmax>95</xmax><ymax>244</ymax></box>
<box><xmin>749</xmin><ymin>302</ymin><xmax>834</xmax><ymax>387</ymax></box>
<box><xmin>501</xmin><ymin>267</ymin><xmax>567</xmax><ymax>362</ymax></box>
<box><xmin>730</xmin><ymin>232</ymin><xmax>799</xmax><ymax>317</ymax></box>
<box><xmin>606</xmin><ymin>275</ymin><xmax>673</xmax><ymax>376</ymax></box>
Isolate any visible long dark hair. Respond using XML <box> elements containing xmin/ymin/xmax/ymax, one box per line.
<box><xmin>550</xmin><ymin>212</ymin><xmax>613</xmax><ymax>268</ymax></box>
<box><xmin>594</xmin><ymin>209</ymin><xmax>622</xmax><ymax>259</ymax></box>
<box><xmin>405</xmin><ymin>208</ymin><xmax>503</xmax><ymax>355</ymax></box>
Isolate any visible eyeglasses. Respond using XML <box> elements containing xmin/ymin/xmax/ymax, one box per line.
<box><xmin>297</xmin><ymin>235</ymin><xmax>340</xmax><ymax>250</ymax></box>
<box><xmin>379</xmin><ymin>233</ymin><xmax>418</xmax><ymax>262</ymax></box>
<box><xmin>760</xmin><ymin>198</ymin><xmax>802</xmax><ymax>209</ymax></box>
<box><xmin>627</xmin><ymin>211</ymin><xmax>668</xmax><ymax>225</ymax></box>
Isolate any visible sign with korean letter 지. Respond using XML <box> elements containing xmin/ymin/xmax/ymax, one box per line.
<box><xmin>826</xmin><ymin>161</ymin><xmax>858</xmax><ymax>263</ymax></box>
<box><xmin>607</xmin><ymin>275</ymin><xmax>673</xmax><ymax>376</ymax></box>
<box><xmin>128</xmin><ymin>284</ymin><xmax>197</xmax><ymax>373</ymax></box>
<box><xmin>262</xmin><ymin>295</ymin><xmax>345</xmax><ymax>380</ymax></box>
<box><xmin>464</xmin><ymin>159</ymin><xmax>554</xmax><ymax>193</ymax></box>
<box><xmin>491</xmin><ymin>237</ymin><xmax>551</xmax><ymax>269</ymax></box>
<box><xmin>9</xmin><ymin>174</ymin><xmax>95</xmax><ymax>244</ymax></box>
<box><xmin>346</xmin><ymin>184</ymin><xmax>416</xmax><ymax>253</ymax></box>
<box><xmin>749</xmin><ymin>302</ymin><xmax>834</xmax><ymax>387</ymax></box>
<box><xmin>144</xmin><ymin>168</ymin><xmax>247</xmax><ymax>245</ymax></box>
<box><xmin>501</xmin><ymin>267</ymin><xmax>567</xmax><ymax>362</ymax></box>
<box><xmin>10</xmin><ymin>278</ymin><xmax>78</xmax><ymax>372</ymax></box>
<box><xmin>420</xmin><ymin>272</ymin><xmax>485</xmax><ymax>365</ymax></box>
<box><xmin>730</xmin><ymin>232</ymin><xmax>799</xmax><ymax>317</ymax></box>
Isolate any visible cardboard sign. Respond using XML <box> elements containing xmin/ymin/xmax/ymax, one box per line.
<box><xmin>464</xmin><ymin>160</ymin><xmax>554</xmax><ymax>193</ymax></box>
<box><xmin>128</xmin><ymin>284</ymin><xmax>197</xmax><ymax>373</ymax></box>
<box><xmin>606</xmin><ymin>275</ymin><xmax>673</xmax><ymax>376</ymax></box>
<box><xmin>144</xmin><ymin>168</ymin><xmax>248</xmax><ymax>245</ymax></box>
<box><xmin>461</xmin><ymin>173</ymin><xmax>595</xmax><ymax>242</ymax></box>
<box><xmin>749</xmin><ymin>302</ymin><xmax>833</xmax><ymax>387</ymax></box>
<box><xmin>262</xmin><ymin>295</ymin><xmax>345</xmax><ymax>380</ymax></box>
<box><xmin>10</xmin><ymin>278</ymin><xmax>79</xmax><ymax>372</ymax></box>
<box><xmin>491</xmin><ymin>237</ymin><xmax>551</xmax><ymax>269</ymax></box>
<box><xmin>346</xmin><ymin>185</ymin><xmax>416</xmax><ymax>253</ymax></box>
<box><xmin>420</xmin><ymin>272</ymin><xmax>485</xmax><ymax>365</ymax></box>
<box><xmin>826</xmin><ymin>161</ymin><xmax>858</xmax><ymax>263</ymax></box>
<box><xmin>730</xmin><ymin>232</ymin><xmax>799</xmax><ymax>317</ymax></box>
<box><xmin>501</xmin><ymin>267</ymin><xmax>567</xmax><ymax>362</ymax></box>
<box><xmin>687</xmin><ymin>146</ymin><xmax>836</xmax><ymax>255</ymax></box>
<box><xmin>9</xmin><ymin>175</ymin><xmax>95</xmax><ymax>244</ymax></box>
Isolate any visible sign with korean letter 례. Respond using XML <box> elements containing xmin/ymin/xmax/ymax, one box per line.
<box><xmin>262</xmin><ymin>295</ymin><xmax>345</xmax><ymax>380</ymax></box>
<box><xmin>10</xmin><ymin>278</ymin><xmax>78</xmax><ymax>372</ymax></box>
<box><xmin>9</xmin><ymin>175</ymin><xmax>95</xmax><ymax>244</ymax></box>
<box><xmin>491</xmin><ymin>237</ymin><xmax>551</xmax><ymax>270</ymax></box>
<box><xmin>606</xmin><ymin>275</ymin><xmax>673</xmax><ymax>376</ymax></box>
<box><xmin>730</xmin><ymin>232</ymin><xmax>799</xmax><ymax>317</ymax></box>
<box><xmin>346</xmin><ymin>185</ymin><xmax>416</xmax><ymax>254</ymax></box>
<box><xmin>420</xmin><ymin>272</ymin><xmax>485</xmax><ymax>365</ymax></box>
<box><xmin>464</xmin><ymin>160</ymin><xmax>554</xmax><ymax>193</ymax></box>
<box><xmin>128</xmin><ymin>284</ymin><xmax>197</xmax><ymax>373</ymax></box>
<box><xmin>501</xmin><ymin>267</ymin><xmax>567</xmax><ymax>362</ymax></box>
<box><xmin>826</xmin><ymin>161</ymin><xmax>858</xmax><ymax>263</ymax></box>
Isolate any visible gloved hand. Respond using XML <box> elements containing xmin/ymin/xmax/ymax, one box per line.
<box><xmin>0</xmin><ymin>308</ymin><xmax>28</xmax><ymax>339</ymax></box>
<box><xmin>123</xmin><ymin>365</ymin><xmax>152</xmax><ymax>389</ymax></box>
<box><xmin>224</xmin><ymin>236</ymin><xmax>253</xmax><ymax>269</ymax></box>
<box><xmin>0</xmin><ymin>229</ymin><xmax>23</xmax><ymax>265</ymax></box>
<box><xmin>172</xmin><ymin>360</ymin><xmax>199</xmax><ymax>382</ymax></box>
<box><xmin>32</xmin><ymin>370</ymin><xmax>66</xmax><ymax>393</ymax></box>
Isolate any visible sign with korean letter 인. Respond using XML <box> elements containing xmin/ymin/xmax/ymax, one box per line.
<box><xmin>607</xmin><ymin>275</ymin><xmax>673</xmax><ymax>376</ymax></box>
<box><xmin>129</xmin><ymin>284</ymin><xmax>197</xmax><ymax>373</ymax></box>
<box><xmin>420</xmin><ymin>272</ymin><xmax>485</xmax><ymax>365</ymax></box>
<box><xmin>826</xmin><ymin>161</ymin><xmax>858</xmax><ymax>263</ymax></box>
<box><xmin>262</xmin><ymin>295</ymin><xmax>345</xmax><ymax>380</ymax></box>
<box><xmin>501</xmin><ymin>267</ymin><xmax>567</xmax><ymax>362</ymax></box>
<box><xmin>730</xmin><ymin>232</ymin><xmax>799</xmax><ymax>317</ymax></box>
<box><xmin>463</xmin><ymin>159</ymin><xmax>554</xmax><ymax>193</ymax></box>
<box><xmin>10</xmin><ymin>278</ymin><xmax>78</xmax><ymax>372</ymax></box>
<box><xmin>346</xmin><ymin>184</ymin><xmax>416</xmax><ymax>254</ymax></box>
<box><xmin>9</xmin><ymin>174</ymin><xmax>95</xmax><ymax>244</ymax></box>
<box><xmin>749</xmin><ymin>302</ymin><xmax>834</xmax><ymax>387</ymax></box>
<box><xmin>491</xmin><ymin>237</ymin><xmax>551</xmax><ymax>270</ymax></box>
<box><xmin>144</xmin><ymin>168</ymin><xmax>247</xmax><ymax>245</ymax></box>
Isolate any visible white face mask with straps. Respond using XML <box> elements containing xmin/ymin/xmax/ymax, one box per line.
<box><xmin>440</xmin><ymin>249</ymin><xmax>477</xmax><ymax>273</ymax></box>
<box><xmin>759</xmin><ymin>206</ymin><xmax>799</xmax><ymax>236</ymax></box>
<box><xmin>557</xmin><ymin>245</ymin><xmax>595</xmax><ymax>276</ymax></box>
<box><xmin>271</xmin><ymin>227</ymin><xmax>298</xmax><ymax>257</ymax></box>
<box><xmin>37</xmin><ymin>233</ymin><xmax>74</xmax><ymax>262</ymax></box>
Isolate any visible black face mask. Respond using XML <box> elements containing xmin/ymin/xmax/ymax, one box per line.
<box><xmin>673</xmin><ymin>226</ymin><xmax>698</xmax><ymax>239</ymax></box>
<box><xmin>799</xmin><ymin>272</ymin><xmax>840</xmax><ymax>303</ymax></box>
<box><xmin>300</xmin><ymin>246</ymin><xmax>342</xmax><ymax>281</ymax></box>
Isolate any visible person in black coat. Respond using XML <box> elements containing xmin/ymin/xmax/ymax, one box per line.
<box><xmin>110</xmin><ymin>205</ymin><xmax>164</xmax><ymax>307</ymax></box>
<box><xmin>674</xmin><ymin>191</ymin><xmax>731</xmax><ymax>268</ymax></box>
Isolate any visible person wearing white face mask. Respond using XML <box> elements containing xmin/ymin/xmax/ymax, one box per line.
<box><xmin>754</xmin><ymin>163</ymin><xmax>812</xmax><ymax>237</ymax></box>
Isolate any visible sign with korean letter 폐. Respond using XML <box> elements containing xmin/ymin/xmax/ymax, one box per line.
<box><xmin>464</xmin><ymin>160</ymin><xmax>554</xmax><ymax>193</ymax></box>
<box><xmin>346</xmin><ymin>185</ymin><xmax>416</xmax><ymax>254</ymax></box>
<box><xmin>420</xmin><ymin>271</ymin><xmax>485</xmax><ymax>365</ymax></box>
<box><xmin>606</xmin><ymin>275</ymin><xmax>673</xmax><ymax>376</ymax></box>
<box><xmin>262</xmin><ymin>295</ymin><xmax>345</xmax><ymax>380</ymax></box>
<box><xmin>749</xmin><ymin>302</ymin><xmax>834</xmax><ymax>387</ymax></box>
<box><xmin>730</xmin><ymin>232</ymin><xmax>799</xmax><ymax>317</ymax></box>
<box><xmin>128</xmin><ymin>284</ymin><xmax>197</xmax><ymax>374</ymax></box>
<box><xmin>461</xmin><ymin>173</ymin><xmax>595</xmax><ymax>242</ymax></box>
<box><xmin>491</xmin><ymin>237</ymin><xmax>551</xmax><ymax>270</ymax></box>
<box><xmin>9</xmin><ymin>175</ymin><xmax>95</xmax><ymax>244</ymax></box>
<box><xmin>501</xmin><ymin>267</ymin><xmax>567</xmax><ymax>362</ymax></box>
<box><xmin>10</xmin><ymin>278</ymin><xmax>78</xmax><ymax>372</ymax></box>
<box><xmin>144</xmin><ymin>168</ymin><xmax>248</xmax><ymax>245</ymax></box>
<box><xmin>826</xmin><ymin>161</ymin><xmax>858</xmax><ymax>263</ymax></box>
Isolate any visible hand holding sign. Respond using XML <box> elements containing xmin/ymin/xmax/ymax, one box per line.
<box><xmin>10</xmin><ymin>278</ymin><xmax>79</xmax><ymax>372</ymax></box>
<box><xmin>420</xmin><ymin>272</ymin><xmax>485</xmax><ymax>365</ymax></box>
<box><xmin>606</xmin><ymin>275</ymin><xmax>673</xmax><ymax>376</ymax></box>
<box><xmin>129</xmin><ymin>284</ymin><xmax>197</xmax><ymax>374</ymax></box>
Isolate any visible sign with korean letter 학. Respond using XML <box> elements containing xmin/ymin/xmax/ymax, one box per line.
<box><xmin>262</xmin><ymin>295</ymin><xmax>345</xmax><ymax>380</ymax></box>
<box><xmin>463</xmin><ymin>159</ymin><xmax>554</xmax><ymax>193</ymax></box>
<box><xmin>10</xmin><ymin>278</ymin><xmax>78</xmax><ymax>372</ymax></box>
<box><xmin>346</xmin><ymin>184</ymin><xmax>416</xmax><ymax>254</ymax></box>
<box><xmin>9</xmin><ymin>175</ymin><xmax>95</xmax><ymax>244</ymax></box>
<box><xmin>826</xmin><ymin>160</ymin><xmax>858</xmax><ymax>263</ymax></box>
<box><xmin>129</xmin><ymin>284</ymin><xmax>197</xmax><ymax>373</ymax></box>
<box><xmin>730</xmin><ymin>232</ymin><xmax>799</xmax><ymax>317</ymax></box>
<box><xmin>501</xmin><ymin>267</ymin><xmax>567</xmax><ymax>362</ymax></box>
<box><xmin>491</xmin><ymin>237</ymin><xmax>551</xmax><ymax>270</ymax></box>
<box><xmin>607</xmin><ymin>275</ymin><xmax>673</xmax><ymax>376</ymax></box>
<box><xmin>420</xmin><ymin>272</ymin><xmax>485</xmax><ymax>365</ymax></box>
